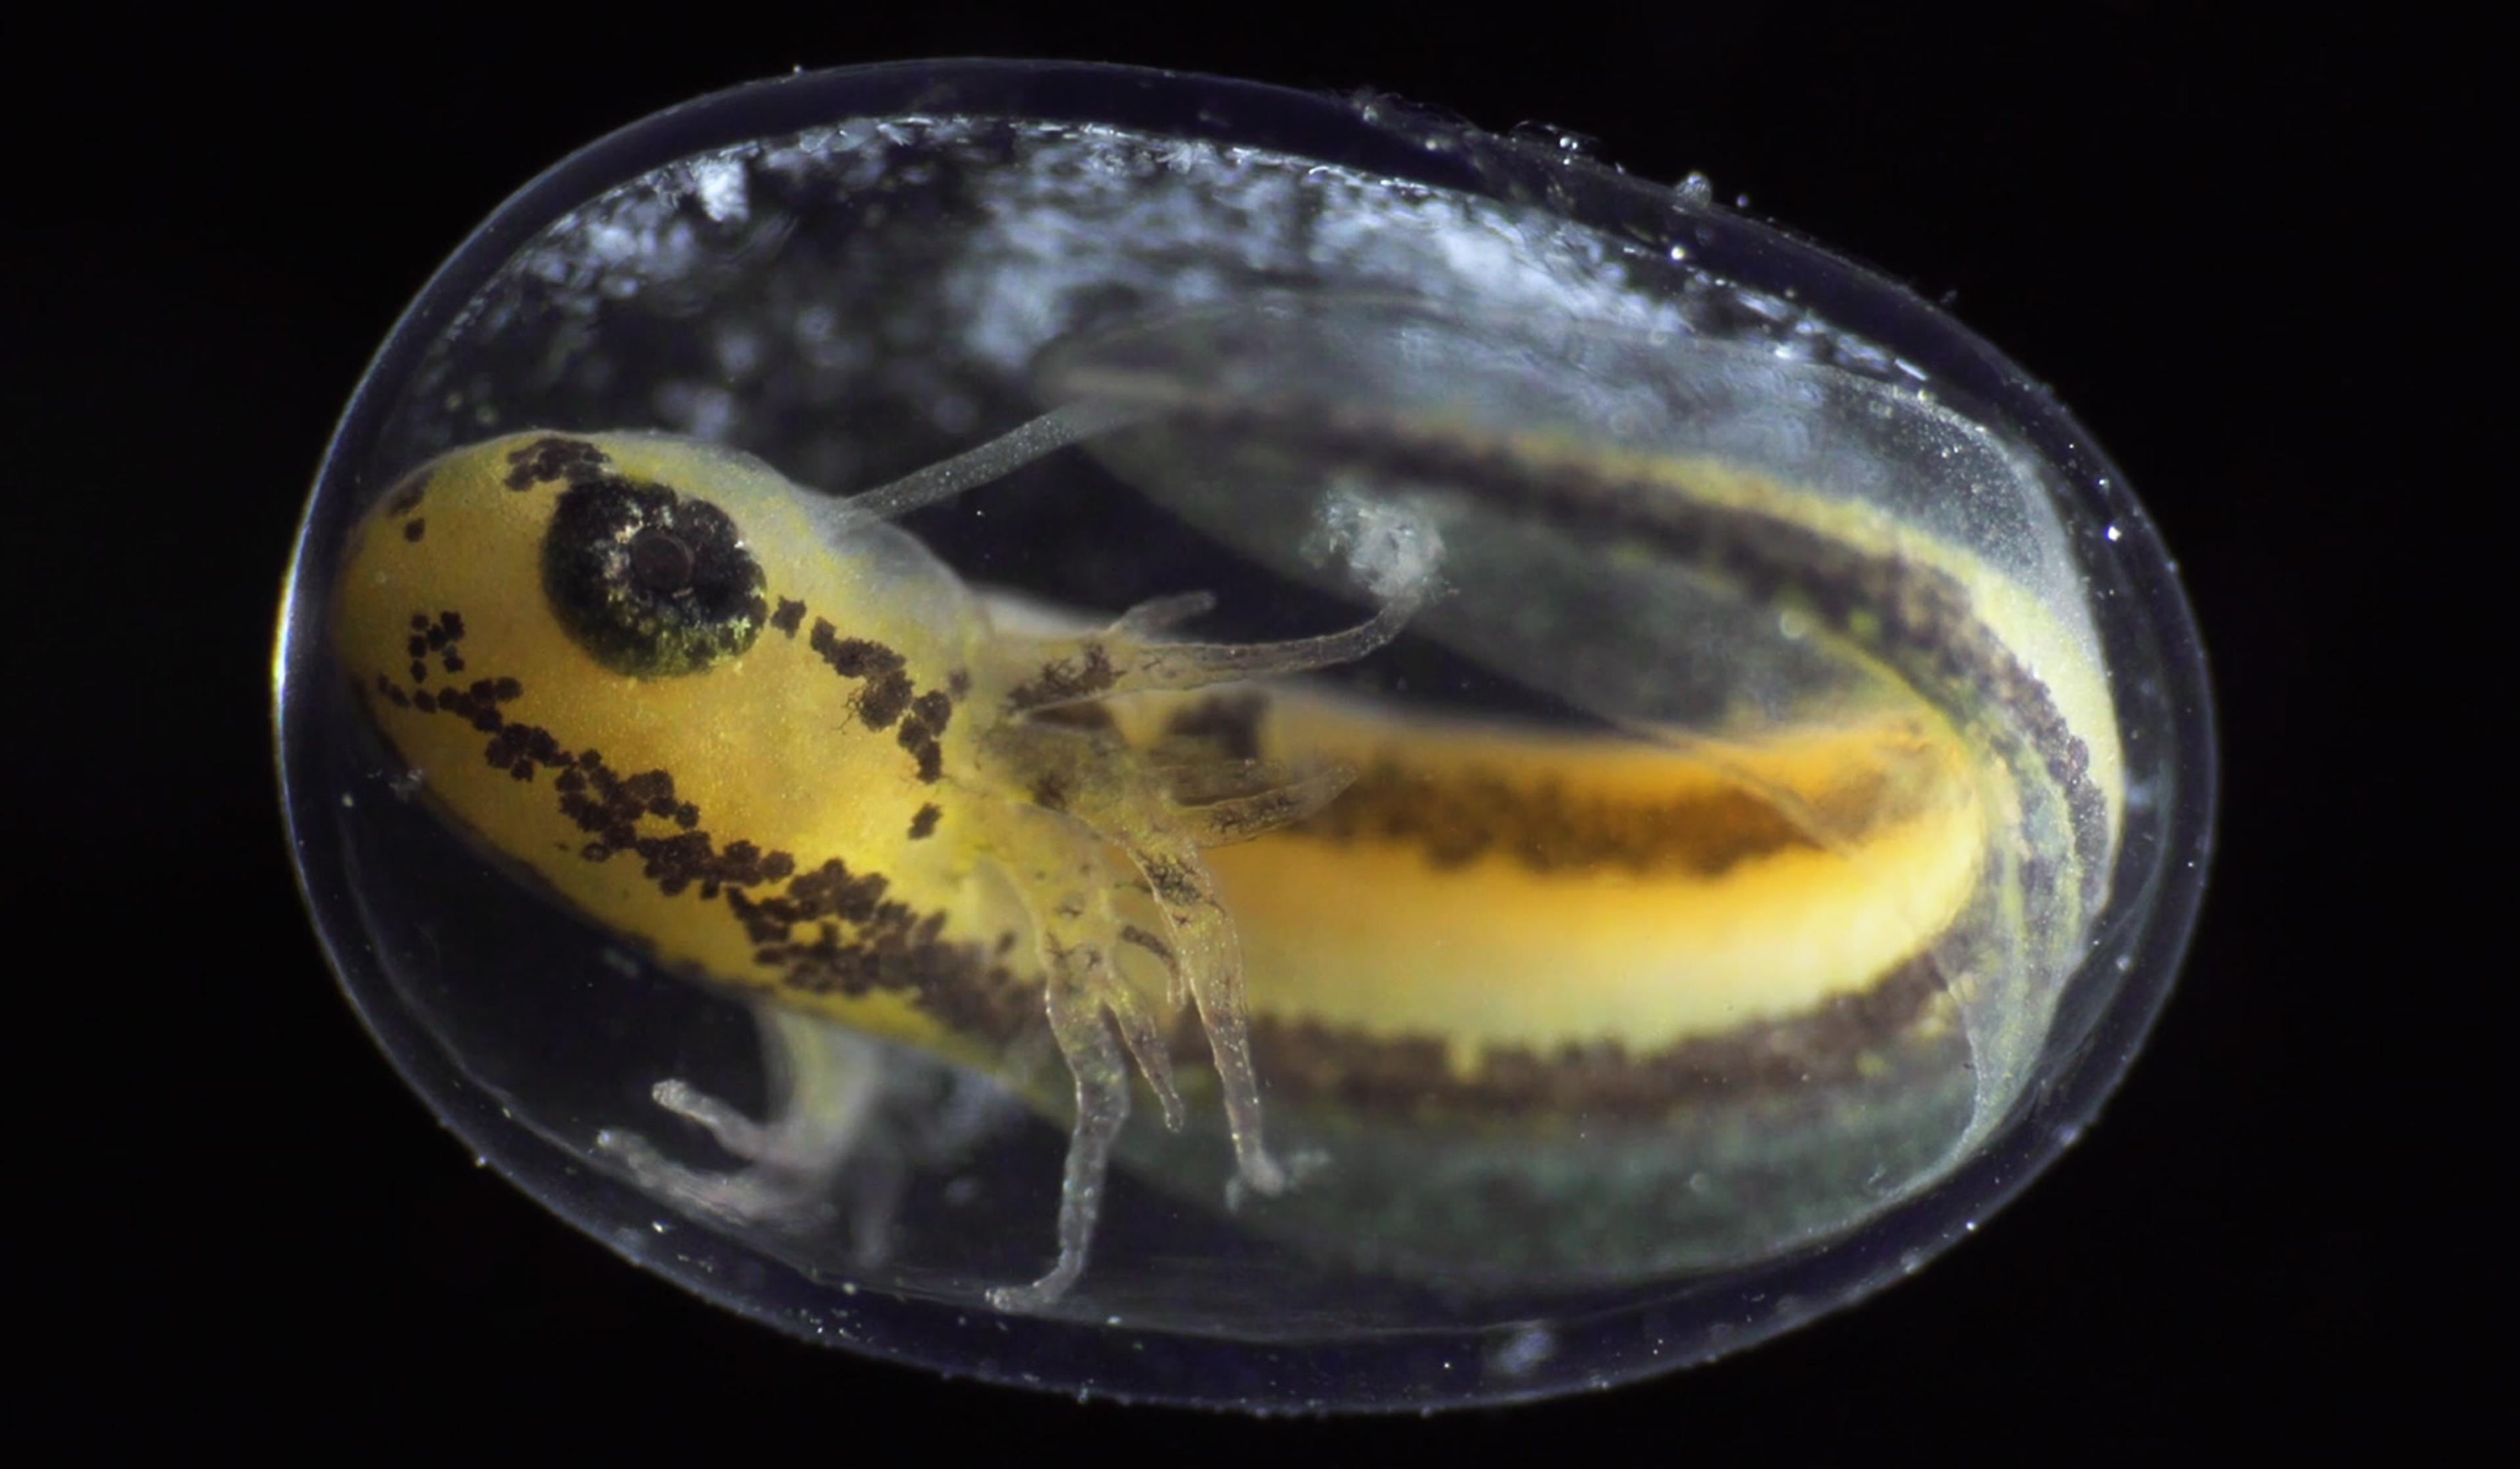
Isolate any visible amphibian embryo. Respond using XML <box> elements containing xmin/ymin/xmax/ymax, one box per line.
<box><xmin>284</xmin><ymin>62</ymin><xmax>2210</xmax><ymax>1409</ymax></box>
<box><xmin>330</xmin><ymin>369</ymin><xmax>2107</xmax><ymax>1306</ymax></box>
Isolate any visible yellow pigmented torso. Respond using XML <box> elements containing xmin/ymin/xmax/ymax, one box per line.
<box><xmin>1127</xmin><ymin>695</ymin><xmax>1984</xmax><ymax>1061</ymax></box>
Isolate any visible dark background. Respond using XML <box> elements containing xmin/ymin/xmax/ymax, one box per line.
<box><xmin>44</xmin><ymin>4</ymin><xmax>2460</xmax><ymax>1451</ymax></box>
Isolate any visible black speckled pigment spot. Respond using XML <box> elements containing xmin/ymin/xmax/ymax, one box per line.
<box><xmin>505</xmin><ymin>435</ymin><xmax>612</xmax><ymax>491</ymax></box>
<box><xmin>807</xmin><ymin>618</ymin><xmax>954</xmax><ymax>783</ymax></box>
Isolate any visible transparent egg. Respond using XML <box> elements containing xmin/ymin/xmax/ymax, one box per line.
<box><xmin>274</xmin><ymin>59</ymin><xmax>2212</xmax><ymax>1411</ymax></box>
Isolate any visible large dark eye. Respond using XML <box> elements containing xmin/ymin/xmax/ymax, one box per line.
<box><xmin>542</xmin><ymin>476</ymin><xmax>767</xmax><ymax>676</ymax></box>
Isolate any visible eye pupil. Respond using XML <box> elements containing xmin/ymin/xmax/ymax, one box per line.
<box><xmin>629</xmin><ymin>528</ymin><xmax>694</xmax><ymax>592</ymax></box>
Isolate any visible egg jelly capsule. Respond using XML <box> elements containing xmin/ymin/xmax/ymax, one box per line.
<box><xmin>275</xmin><ymin>60</ymin><xmax>2213</xmax><ymax>1412</ymax></box>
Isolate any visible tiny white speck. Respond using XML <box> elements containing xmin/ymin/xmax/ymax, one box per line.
<box><xmin>689</xmin><ymin>157</ymin><xmax>749</xmax><ymax>224</ymax></box>
<box><xmin>2105</xmin><ymin>523</ymin><xmax>2124</xmax><ymax>542</ymax></box>
<box><xmin>1304</xmin><ymin>482</ymin><xmax>1444</xmax><ymax>602</ymax></box>
<box><xmin>1490</xmin><ymin>1324</ymin><xmax>1557</xmax><ymax>1375</ymax></box>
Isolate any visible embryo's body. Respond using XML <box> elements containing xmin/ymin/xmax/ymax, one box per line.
<box><xmin>334</xmin><ymin>415</ymin><xmax>2109</xmax><ymax>1306</ymax></box>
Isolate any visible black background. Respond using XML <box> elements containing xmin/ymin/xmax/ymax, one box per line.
<box><xmin>44</xmin><ymin>4</ymin><xmax>2462</xmax><ymax>1451</ymax></box>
